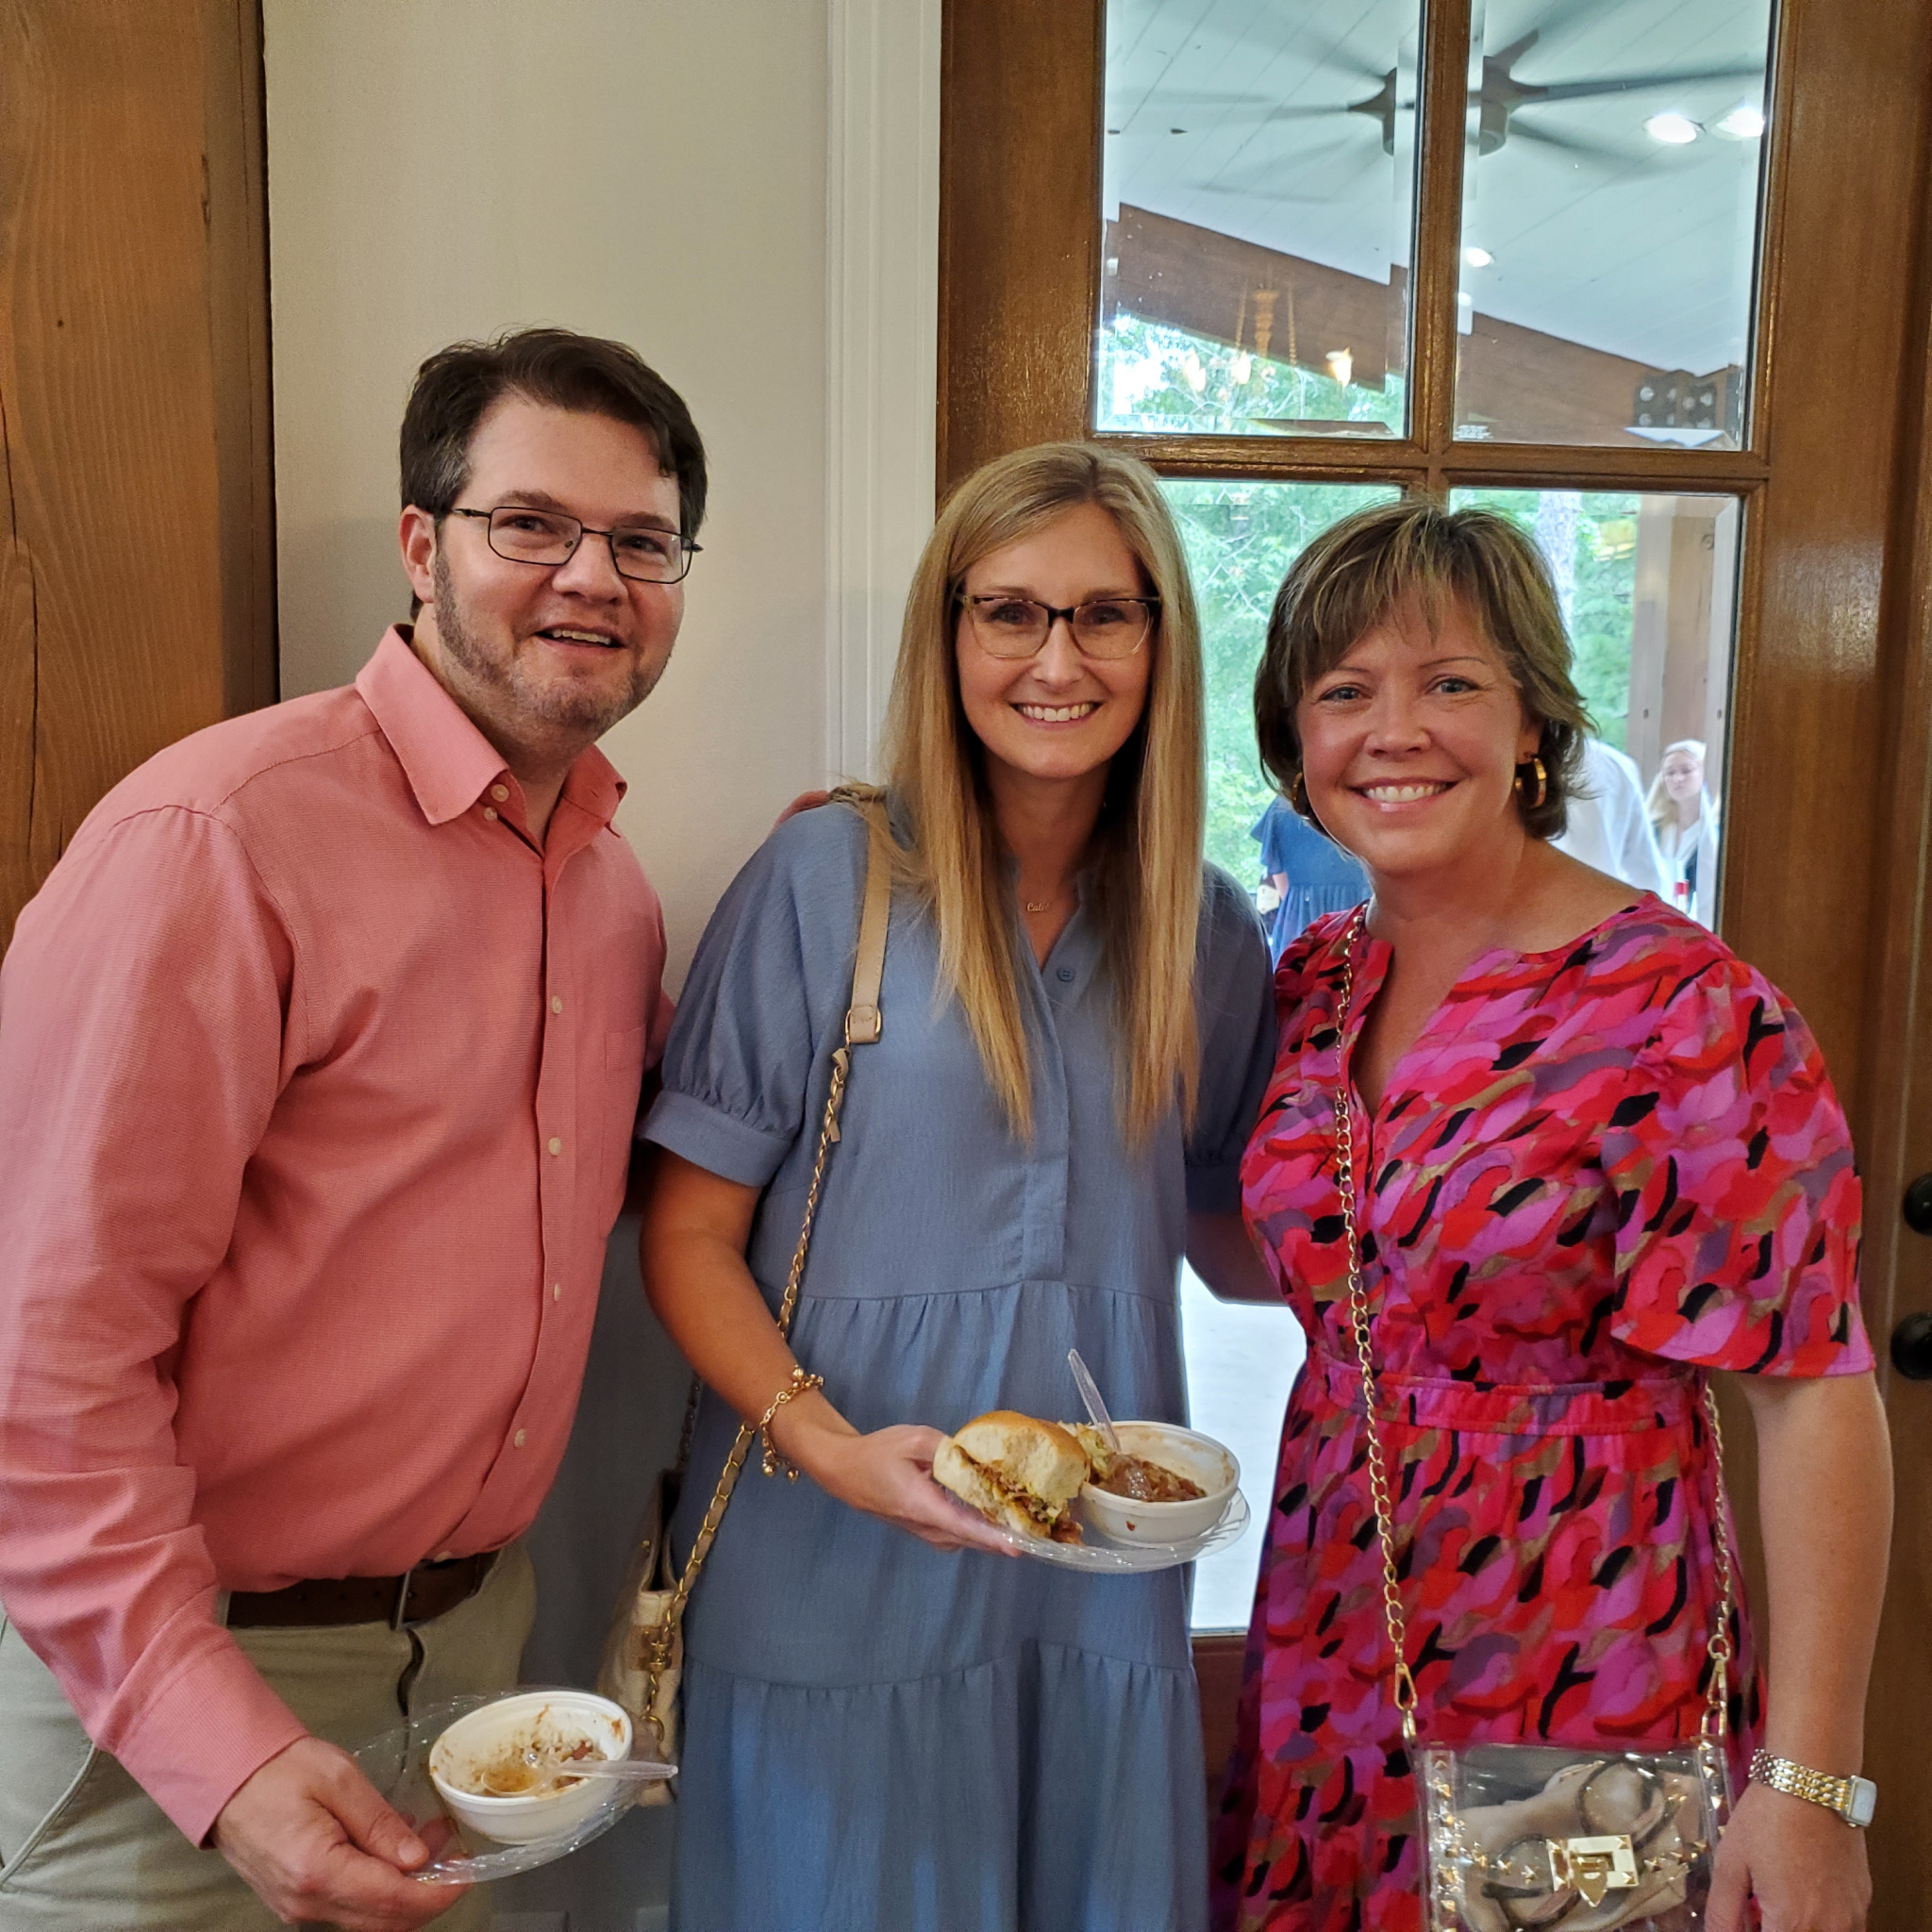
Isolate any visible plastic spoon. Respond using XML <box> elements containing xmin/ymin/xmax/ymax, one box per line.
<box><xmin>1067</xmin><ymin>1348</ymin><xmax>1123</xmax><ymax>1457</ymax></box>
<box><xmin>515</xmin><ymin>1750</ymin><xmax>677</xmax><ymax>1785</ymax></box>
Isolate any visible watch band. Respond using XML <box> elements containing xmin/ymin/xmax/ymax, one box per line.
<box><xmin>1748</xmin><ymin>1748</ymin><xmax>1877</xmax><ymax>1826</ymax></box>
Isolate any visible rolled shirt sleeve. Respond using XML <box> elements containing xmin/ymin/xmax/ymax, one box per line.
<box><xmin>0</xmin><ymin>808</ymin><xmax>308</xmax><ymax>1841</ymax></box>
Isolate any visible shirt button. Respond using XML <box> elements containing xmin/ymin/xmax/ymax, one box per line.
<box><xmin>513</xmin><ymin>1429</ymin><xmax>527</xmax><ymax>1449</ymax></box>
<box><xmin>482</xmin><ymin>806</ymin><xmax>498</xmax><ymax>822</ymax></box>
<box><xmin>552</xmin><ymin>1282</ymin><xmax>562</xmax><ymax>1302</ymax></box>
<box><xmin>491</xmin><ymin>783</ymin><xmax>510</xmax><ymax>803</ymax></box>
<box><xmin>547</xmin><ymin>1136</ymin><xmax>563</xmax><ymax>1156</ymax></box>
<box><xmin>550</xmin><ymin>995</ymin><xmax>563</xmax><ymax>1015</ymax></box>
<box><xmin>1056</xmin><ymin>967</ymin><xmax>1075</xmax><ymax>983</ymax></box>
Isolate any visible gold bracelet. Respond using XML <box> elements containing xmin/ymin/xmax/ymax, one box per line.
<box><xmin>755</xmin><ymin>1367</ymin><xmax>824</xmax><ymax>1479</ymax></box>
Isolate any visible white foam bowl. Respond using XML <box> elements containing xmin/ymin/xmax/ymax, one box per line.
<box><xmin>1079</xmin><ymin>1422</ymin><xmax>1239</xmax><ymax>1545</ymax></box>
<box><xmin>427</xmin><ymin>1690</ymin><xmax>631</xmax><ymax>1845</ymax></box>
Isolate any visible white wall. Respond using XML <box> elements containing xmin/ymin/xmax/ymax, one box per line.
<box><xmin>262</xmin><ymin>4</ymin><xmax>937</xmax><ymax>1922</ymax></box>
<box><xmin>266</xmin><ymin>0</ymin><xmax>834</xmax><ymax>986</ymax></box>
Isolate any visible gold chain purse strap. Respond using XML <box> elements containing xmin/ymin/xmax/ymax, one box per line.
<box><xmin>638</xmin><ymin>797</ymin><xmax>894</xmax><ymax>1692</ymax></box>
<box><xmin>1328</xmin><ymin>906</ymin><xmax>1737</xmax><ymax>1756</ymax></box>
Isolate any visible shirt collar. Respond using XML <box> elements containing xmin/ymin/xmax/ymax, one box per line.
<box><xmin>355</xmin><ymin>626</ymin><xmax>626</xmax><ymax>832</ymax></box>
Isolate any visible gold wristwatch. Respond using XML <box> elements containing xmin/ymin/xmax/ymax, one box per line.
<box><xmin>1748</xmin><ymin>1748</ymin><xmax>1877</xmax><ymax>1827</ymax></box>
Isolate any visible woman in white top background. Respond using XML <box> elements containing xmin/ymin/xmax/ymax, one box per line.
<box><xmin>1647</xmin><ymin>736</ymin><xmax>1723</xmax><ymax>924</ymax></box>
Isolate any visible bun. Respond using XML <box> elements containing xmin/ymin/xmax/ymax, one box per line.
<box><xmin>933</xmin><ymin>1410</ymin><xmax>1091</xmax><ymax>1541</ymax></box>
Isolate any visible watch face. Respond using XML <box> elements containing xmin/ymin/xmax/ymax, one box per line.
<box><xmin>1848</xmin><ymin>1778</ymin><xmax>1877</xmax><ymax>1827</ymax></box>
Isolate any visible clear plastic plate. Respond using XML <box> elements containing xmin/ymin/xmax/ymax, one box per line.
<box><xmin>986</xmin><ymin>1487</ymin><xmax>1251</xmax><ymax>1571</ymax></box>
<box><xmin>350</xmin><ymin>1690</ymin><xmax>675</xmax><ymax>1884</ymax></box>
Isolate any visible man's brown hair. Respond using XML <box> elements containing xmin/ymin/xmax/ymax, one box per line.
<box><xmin>400</xmin><ymin>326</ymin><xmax>708</xmax><ymax>538</ymax></box>
<box><xmin>1253</xmin><ymin>498</ymin><xmax>1591</xmax><ymax>840</ymax></box>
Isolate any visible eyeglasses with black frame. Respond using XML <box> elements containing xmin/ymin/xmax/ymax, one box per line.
<box><xmin>448</xmin><ymin>504</ymin><xmax>700</xmax><ymax>585</ymax></box>
<box><xmin>957</xmin><ymin>592</ymin><xmax>1159</xmax><ymax>660</ymax></box>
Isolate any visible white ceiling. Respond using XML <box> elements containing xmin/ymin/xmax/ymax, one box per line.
<box><xmin>1103</xmin><ymin>0</ymin><xmax>1774</xmax><ymax>375</ymax></box>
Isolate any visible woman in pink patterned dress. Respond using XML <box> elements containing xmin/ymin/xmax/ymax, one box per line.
<box><xmin>1212</xmin><ymin>503</ymin><xmax>1890</xmax><ymax>1932</ymax></box>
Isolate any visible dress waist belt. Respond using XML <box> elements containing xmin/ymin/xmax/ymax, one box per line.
<box><xmin>1307</xmin><ymin>1346</ymin><xmax>1696</xmax><ymax>1437</ymax></box>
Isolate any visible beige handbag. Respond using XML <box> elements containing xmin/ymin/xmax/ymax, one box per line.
<box><xmin>1326</xmin><ymin>908</ymin><xmax>1735</xmax><ymax>1930</ymax></box>
<box><xmin>597</xmin><ymin>799</ymin><xmax>893</xmax><ymax>1796</ymax></box>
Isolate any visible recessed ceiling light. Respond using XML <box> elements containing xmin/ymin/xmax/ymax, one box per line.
<box><xmin>1715</xmin><ymin>105</ymin><xmax>1765</xmax><ymax>140</ymax></box>
<box><xmin>1464</xmin><ymin>246</ymin><xmax>1493</xmax><ymax>268</ymax></box>
<box><xmin>1644</xmin><ymin>112</ymin><xmax>1700</xmax><ymax>145</ymax></box>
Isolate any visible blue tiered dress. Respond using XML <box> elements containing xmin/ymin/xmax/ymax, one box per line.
<box><xmin>642</xmin><ymin>804</ymin><xmax>1274</xmax><ymax>1932</ymax></box>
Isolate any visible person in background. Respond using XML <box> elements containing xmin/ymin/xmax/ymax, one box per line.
<box><xmin>1250</xmin><ymin>792</ymin><xmax>1369</xmax><ymax>965</ymax></box>
<box><xmin>1552</xmin><ymin>733</ymin><xmax>1674</xmax><ymax>897</ymax></box>
<box><xmin>1215</xmin><ymin>501</ymin><xmax>1889</xmax><ymax>1932</ymax></box>
<box><xmin>1647</xmin><ymin>736</ymin><xmax>1723</xmax><ymax>925</ymax></box>
<box><xmin>639</xmin><ymin>442</ymin><xmax>1277</xmax><ymax>1932</ymax></box>
<box><xmin>0</xmin><ymin>328</ymin><xmax>702</xmax><ymax>1932</ymax></box>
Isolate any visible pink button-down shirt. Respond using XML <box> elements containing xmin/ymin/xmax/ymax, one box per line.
<box><xmin>0</xmin><ymin>628</ymin><xmax>671</xmax><ymax>1841</ymax></box>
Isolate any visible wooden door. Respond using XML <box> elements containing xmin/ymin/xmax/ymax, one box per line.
<box><xmin>0</xmin><ymin>0</ymin><xmax>276</xmax><ymax>948</ymax></box>
<box><xmin>941</xmin><ymin>0</ymin><xmax>1932</xmax><ymax>1919</ymax></box>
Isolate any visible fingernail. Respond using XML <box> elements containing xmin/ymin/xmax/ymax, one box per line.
<box><xmin>400</xmin><ymin>1835</ymin><xmax>426</xmax><ymax>1864</ymax></box>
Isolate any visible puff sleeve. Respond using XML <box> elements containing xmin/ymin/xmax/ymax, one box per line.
<box><xmin>1600</xmin><ymin>952</ymin><xmax>1873</xmax><ymax>1376</ymax></box>
<box><xmin>1184</xmin><ymin>866</ymin><xmax>1277</xmax><ymax>1213</ymax></box>
<box><xmin>642</xmin><ymin>809</ymin><xmax>864</xmax><ymax>1188</ymax></box>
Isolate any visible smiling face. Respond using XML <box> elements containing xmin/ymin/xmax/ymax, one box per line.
<box><xmin>1661</xmin><ymin>747</ymin><xmax>1704</xmax><ymax>806</ymax></box>
<box><xmin>1295</xmin><ymin>591</ymin><xmax>1541</xmax><ymax>883</ymax></box>
<box><xmin>953</xmin><ymin>502</ymin><xmax>1155</xmax><ymax>804</ymax></box>
<box><xmin>400</xmin><ymin>397</ymin><xmax>685</xmax><ymax>764</ymax></box>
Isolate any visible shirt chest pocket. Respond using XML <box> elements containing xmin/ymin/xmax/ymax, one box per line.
<box><xmin>597</xmin><ymin>1024</ymin><xmax>652</xmax><ymax>1223</ymax></box>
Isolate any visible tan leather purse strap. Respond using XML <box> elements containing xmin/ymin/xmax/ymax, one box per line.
<box><xmin>645</xmin><ymin>802</ymin><xmax>891</xmax><ymax>1656</ymax></box>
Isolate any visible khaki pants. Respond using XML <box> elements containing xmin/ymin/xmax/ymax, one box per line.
<box><xmin>0</xmin><ymin>1542</ymin><xmax>535</xmax><ymax>1931</ymax></box>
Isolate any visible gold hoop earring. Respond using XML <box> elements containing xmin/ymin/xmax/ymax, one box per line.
<box><xmin>1513</xmin><ymin>756</ymin><xmax>1548</xmax><ymax>810</ymax></box>
<box><xmin>1290</xmin><ymin>771</ymin><xmax>1308</xmax><ymax>814</ymax></box>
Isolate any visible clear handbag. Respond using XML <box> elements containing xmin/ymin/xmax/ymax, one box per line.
<box><xmin>1329</xmin><ymin>910</ymin><xmax>1736</xmax><ymax>1932</ymax></box>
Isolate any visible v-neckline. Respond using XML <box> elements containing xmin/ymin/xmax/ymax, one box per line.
<box><xmin>1337</xmin><ymin>897</ymin><xmax>1653</xmax><ymax>1124</ymax></box>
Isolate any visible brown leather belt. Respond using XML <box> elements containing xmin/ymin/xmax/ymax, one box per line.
<box><xmin>225</xmin><ymin>1550</ymin><xmax>499</xmax><ymax>1631</ymax></box>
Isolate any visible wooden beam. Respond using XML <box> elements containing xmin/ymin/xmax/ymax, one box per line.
<box><xmin>939</xmin><ymin>0</ymin><xmax>1103</xmax><ymax>491</ymax></box>
<box><xmin>1108</xmin><ymin>200</ymin><xmax>1727</xmax><ymax>455</ymax></box>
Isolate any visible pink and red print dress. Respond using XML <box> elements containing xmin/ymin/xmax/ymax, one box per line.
<box><xmin>1212</xmin><ymin>901</ymin><xmax>1874</xmax><ymax>1932</ymax></box>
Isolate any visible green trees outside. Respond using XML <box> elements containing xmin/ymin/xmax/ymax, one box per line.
<box><xmin>1103</xmin><ymin>319</ymin><xmax>1646</xmax><ymax>884</ymax></box>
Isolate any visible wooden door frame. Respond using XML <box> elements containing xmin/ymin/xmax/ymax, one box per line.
<box><xmin>940</xmin><ymin>0</ymin><xmax>1932</xmax><ymax>1913</ymax></box>
<box><xmin>0</xmin><ymin>0</ymin><xmax>276</xmax><ymax>948</ymax></box>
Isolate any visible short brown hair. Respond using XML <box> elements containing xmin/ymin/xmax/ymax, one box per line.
<box><xmin>1253</xmin><ymin>499</ymin><xmax>1590</xmax><ymax>840</ymax></box>
<box><xmin>400</xmin><ymin>326</ymin><xmax>708</xmax><ymax>538</ymax></box>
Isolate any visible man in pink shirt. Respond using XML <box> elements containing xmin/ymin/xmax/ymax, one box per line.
<box><xmin>0</xmin><ymin>328</ymin><xmax>700</xmax><ymax>1929</ymax></box>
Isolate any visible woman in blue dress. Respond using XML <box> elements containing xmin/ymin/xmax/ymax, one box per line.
<box><xmin>638</xmin><ymin>442</ymin><xmax>1278</xmax><ymax>1932</ymax></box>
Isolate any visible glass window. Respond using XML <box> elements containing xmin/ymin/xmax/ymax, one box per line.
<box><xmin>1182</xmin><ymin>1265</ymin><xmax>1303</xmax><ymax>1631</ymax></box>
<box><xmin>1451</xmin><ymin>489</ymin><xmax>1741</xmax><ymax>926</ymax></box>
<box><xmin>1098</xmin><ymin>1</ymin><xmax>1424</xmax><ymax>439</ymax></box>
<box><xmin>1166</xmin><ymin>477</ymin><xmax>1401</xmax><ymax>883</ymax></box>
<box><xmin>1453</xmin><ymin>0</ymin><xmax>1774</xmax><ymax>447</ymax></box>
<box><xmin>1165</xmin><ymin>477</ymin><xmax>1393</xmax><ymax>1629</ymax></box>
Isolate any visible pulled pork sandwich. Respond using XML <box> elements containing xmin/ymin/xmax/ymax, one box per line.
<box><xmin>933</xmin><ymin>1411</ymin><xmax>1091</xmax><ymax>1543</ymax></box>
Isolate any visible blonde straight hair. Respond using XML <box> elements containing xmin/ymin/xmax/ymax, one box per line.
<box><xmin>875</xmin><ymin>442</ymin><xmax>1206</xmax><ymax>1145</ymax></box>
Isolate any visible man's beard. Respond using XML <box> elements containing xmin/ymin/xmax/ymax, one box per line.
<box><xmin>430</xmin><ymin>549</ymin><xmax>662</xmax><ymax>739</ymax></box>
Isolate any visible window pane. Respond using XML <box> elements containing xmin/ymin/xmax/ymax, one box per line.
<box><xmin>1454</xmin><ymin>0</ymin><xmax>1774</xmax><ymax>447</ymax></box>
<box><xmin>1165</xmin><ymin>476</ymin><xmax>1393</xmax><ymax>1630</ymax></box>
<box><xmin>1098</xmin><ymin>1</ymin><xmax>1424</xmax><ymax>440</ymax></box>
<box><xmin>1451</xmin><ymin>489</ymin><xmax>1740</xmax><ymax>926</ymax></box>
